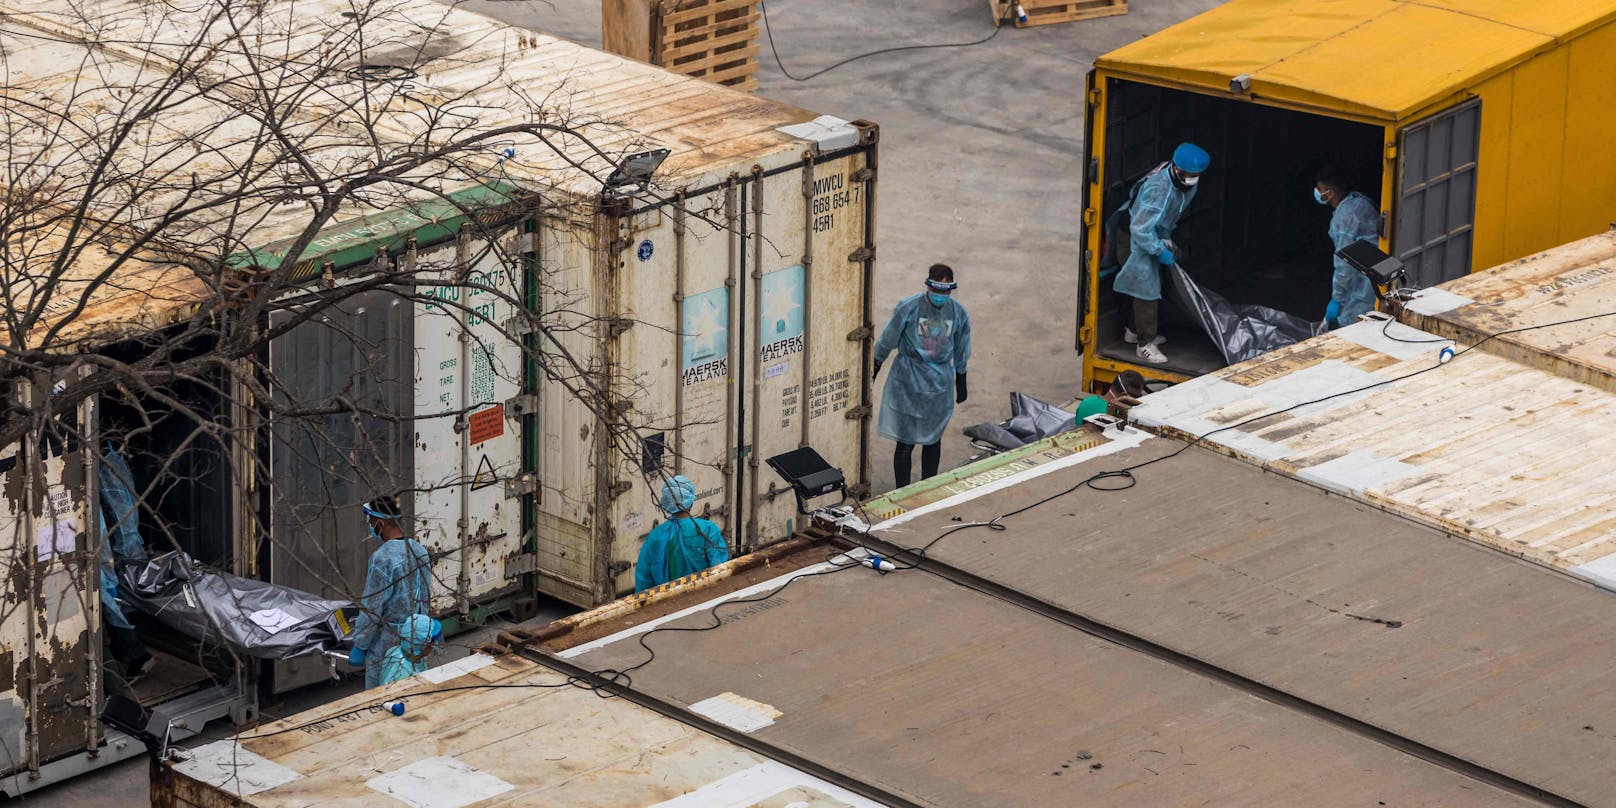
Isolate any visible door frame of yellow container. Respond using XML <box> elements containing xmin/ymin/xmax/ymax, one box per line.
<box><xmin>1079</xmin><ymin>69</ymin><xmax>1407</xmax><ymax>391</ymax></box>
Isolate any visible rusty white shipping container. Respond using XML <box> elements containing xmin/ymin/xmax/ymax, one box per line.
<box><xmin>2</xmin><ymin>0</ymin><xmax>877</xmax><ymax>710</ymax></box>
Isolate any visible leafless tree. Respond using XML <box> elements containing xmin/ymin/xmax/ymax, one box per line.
<box><xmin>0</xmin><ymin>0</ymin><xmax>723</xmax><ymax>739</ymax></box>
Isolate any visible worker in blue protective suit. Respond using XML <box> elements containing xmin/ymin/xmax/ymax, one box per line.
<box><xmin>635</xmin><ymin>475</ymin><xmax>729</xmax><ymax>592</ymax></box>
<box><xmin>1314</xmin><ymin>166</ymin><xmax>1381</xmax><ymax>329</ymax></box>
<box><xmin>347</xmin><ymin>496</ymin><xmax>432</xmax><ymax>689</ymax></box>
<box><xmin>1113</xmin><ymin>143</ymin><xmax>1210</xmax><ymax>365</ymax></box>
<box><xmin>873</xmin><ymin>264</ymin><xmax>972</xmax><ymax>489</ymax></box>
<box><xmin>99</xmin><ymin>447</ymin><xmax>153</xmax><ymax>678</ymax></box>
<box><xmin>377</xmin><ymin>614</ymin><xmax>442</xmax><ymax>686</ymax></box>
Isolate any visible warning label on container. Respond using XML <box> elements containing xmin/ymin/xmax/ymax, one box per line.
<box><xmin>468</xmin><ymin>404</ymin><xmax>504</xmax><ymax>445</ymax></box>
<box><xmin>471</xmin><ymin>454</ymin><xmax>498</xmax><ymax>490</ymax></box>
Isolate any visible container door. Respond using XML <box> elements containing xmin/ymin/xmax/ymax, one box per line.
<box><xmin>411</xmin><ymin>238</ymin><xmax>528</xmax><ymax>617</ymax></box>
<box><xmin>1393</xmin><ymin>100</ymin><xmax>1480</xmax><ymax>288</ymax></box>
<box><xmin>267</xmin><ymin>287</ymin><xmax>413</xmax><ymax>693</ymax></box>
<box><xmin>742</xmin><ymin>147</ymin><xmax>874</xmax><ymax>552</ymax></box>
<box><xmin>534</xmin><ymin>212</ymin><xmax>613</xmax><ymax>606</ymax></box>
<box><xmin>602</xmin><ymin>182</ymin><xmax>743</xmax><ymax>599</ymax></box>
<box><xmin>1078</xmin><ymin>68</ymin><xmax>1102</xmax><ymax>357</ymax></box>
<box><xmin>0</xmin><ymin>379</ymin><xmax>96</xmax><ymax>777</ymax></box>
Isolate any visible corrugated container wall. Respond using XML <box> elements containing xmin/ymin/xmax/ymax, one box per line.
<box><xmin>540</xmin><ymin>132</ymin><xmax>877</xmax><ymax>605</ymax></box>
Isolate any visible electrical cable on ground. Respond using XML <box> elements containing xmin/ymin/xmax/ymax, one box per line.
<box><xmin>228</xmin><ymin>307</ymin><xmax>1616</xmax><ymax>741</ymax></box>
<box><xmin>759</xmin><ymin>0</ymin><xmax>1011</xmax><ymax>83</ymax></box>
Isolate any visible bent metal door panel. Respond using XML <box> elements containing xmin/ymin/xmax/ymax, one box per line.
<box><xmin>747</xmin><ymin>150</ymin><xmax>871</xmax><ymax>547</ymax></box>
<box><xmin>0</xmin><ymin>386</ymin><xmax>93</xmax><ymax>773</ymax></box>
<box><xmin>413</xmin><ymin>239</ymin><xmax>525</xmax><ymax>613</ymax></box>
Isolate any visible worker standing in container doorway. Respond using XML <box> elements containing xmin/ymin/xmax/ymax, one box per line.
<box><xmin>1314</xmin><ymin>166</ymin><xmax>1381</xmax><ymax>329</ymax></box>
<box><xmin>1113</xmin><ymin>143</ymin><xmax>1210</xmax><ymax>365</ymax></box>
<box><xmin>636</xmin><ymin>475</ymin><xmax>730</xmax><ymax>592</ymax></box>
<box><xmin>347</xmin><ymin>495</ymin><xmax>431</xmax><ymax>689</ymax></box>
<box><xmin>873</xmin><ymin>264</ymin><xmax>972</xmax><ymax>489</ymax></box>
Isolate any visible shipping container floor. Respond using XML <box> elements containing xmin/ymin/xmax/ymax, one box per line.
<box><xmin>1095</xmin><ymin>326</ymin><xmax>1226</xmax><ymax>378</ymax></box>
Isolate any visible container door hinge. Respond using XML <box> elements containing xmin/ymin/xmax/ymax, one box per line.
<box><xmin>1082</xmin><ymin>208</ymin><xmax>1098</xmax><ymax>227</ymax></box>
<box><xmin>849</xmin><ymin>482</ymin><xmax>872</xmax><ymax>498</ymax></box>
<box><xmin>608</xmin><ymin>480</ymin><xmax>633</xmax><ymax>499</ymax></box>
<box><xmin>504</xmin><ymin>552</ymin><xmax>538</xmax><ymax>578</ymax></box>
<box><xmin>606</xmin><ymin>317</ymin><xmax>635</xmax><ymax>338</ymax></box>
<box><xmin>1079</xmin><ymin>326</ymin><xmax>1093</xmax><ymax>346</ymax></box>
<box><xmin>502</xmin><ymin>315</ymin><xmax>534</xmax><ymax>336</ymax></box>
<box><xmin>505</xmin><ymin>393</ymin><xmax>538</xmax><ymax>418</ymax></box>
<box><xmin>504</xmin><ymin>472</ymin><xmax>539</xmax><ymax>499</ymax></box>
<box><xmin>848</xmin><ymin>245</ymin><xmax>875</xmax><ymax>262</ymax></box>
<box><xmin>608</xmin><ymin>560</ymin><xmax>633</xmax><ymax>578</ymax></box>
<box><xmin>845</xmin><ymin>405</ymin><xmax>872</xmax><ymax>420</ymax></box>
<box><xmin>846</xmin><ymin>325</ymin><xmax>873</xmax><ymax>342</ymax></box>
<box><xmin>851</xmin><ymin>167</ymin><xmax>876</xmax><ymax>182</ymax></box>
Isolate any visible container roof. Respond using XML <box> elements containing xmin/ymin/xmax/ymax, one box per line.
<box><xmin>1133</xmin><ymin>315</ymin><xmax>1616</xmax><ymax>590</ymax></box>
<box><xmin>1095</xmin><ymin>0</ymin><xmax>1616</xmax><ymax>121</ymax></box>
<box><xmin>0</xmin><ymin>0</ymin><xmax>839</xmax><ymax>348</ymax></box>
<box><xmin>1404</xmin><ymin>229</ymin><xmax>1616</xmax><ymax>389</ymax></box>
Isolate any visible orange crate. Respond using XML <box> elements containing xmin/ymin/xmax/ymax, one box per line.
<box><xmin>990</xmin><ymin>0</ymin><xmax>1129</xmax><ymax>28</ymax></box>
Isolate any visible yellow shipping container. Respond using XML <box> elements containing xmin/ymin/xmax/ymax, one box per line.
<box><xmin>1079</xmin><ymin>0</ymin><xmax>1616</xmax><ymax>387</ymax></box>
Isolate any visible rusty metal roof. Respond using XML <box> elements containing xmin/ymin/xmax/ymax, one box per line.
<box><xmin>0</xmin><ymin>0</ymin><xmax>831</xmax><ymax>348</ymax></box>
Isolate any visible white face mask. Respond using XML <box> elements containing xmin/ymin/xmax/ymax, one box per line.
<box><xmin>1178</xmin><ymin>173</ymin><xmax>1200</xmax><ymax>186</ymax></box>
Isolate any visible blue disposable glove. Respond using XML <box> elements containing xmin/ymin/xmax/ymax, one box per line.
<box><xmin>1325</xmin><ymin>299</ymin><xmax>1342</xmax><ymax>329</ymax></box>
<box><xmin>1157</xmin><ymin>248</ymin><xmax>1175</xmax><ymax>266</ymax></box>
<box><xmin>348</xmin><ymin>646</ymin><xmax>367</xmax><ymax>666</ymax></box>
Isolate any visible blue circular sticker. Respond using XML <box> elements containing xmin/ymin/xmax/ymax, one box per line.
<box><xmin>636</xmin><ymin>239</ymin><xmax>654</xmax><ymax>262</ymax></box>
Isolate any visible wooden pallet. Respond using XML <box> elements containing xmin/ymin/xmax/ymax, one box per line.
<box><xmin>604</xmin><ymin>0</ymin><xmax>761</xmax><ymax>92</ymax></box>
<box><xmin>990</xmin><ymin>0</ymin><xmax>1129</xmax><ymax>28</ymax></box>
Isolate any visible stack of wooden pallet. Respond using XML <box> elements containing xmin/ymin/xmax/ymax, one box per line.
<box><xmin>990</xmin><ymin>0</ymin><xmax>1129</xmax><ymax>28</ymax></box>
<box><xmin>603</xmin><ymin>0</ymin><xmax>761</xmax><ymax>91</ymax></box>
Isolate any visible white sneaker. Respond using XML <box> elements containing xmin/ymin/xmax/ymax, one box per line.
<box><xmin>1123</xmin><ymin>328</ymin><xmax>1166</xmax><ymax>346</ymax></box>
<box><xmin>1136</xmin><ymin>342</ymin><xmax>1169</xmax><ymax>364</ymax></box>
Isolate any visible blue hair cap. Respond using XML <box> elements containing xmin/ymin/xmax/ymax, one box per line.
<box><xmin>1172</xmin><ymin>142</ymin><xmax>1210</xmax><ymax>173</ymax></box>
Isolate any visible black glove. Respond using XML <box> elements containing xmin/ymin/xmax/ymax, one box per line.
<box><xmin>872</xmin><ymin>359</ymin><xmax>883</xmax><ymax>379</ymax></box>
<box><xmin>955</xmin><ymin>373</ymin><xmax>968</xmax><ymax>404</ymax></box>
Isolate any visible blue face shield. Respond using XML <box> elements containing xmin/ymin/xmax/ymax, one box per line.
<box><xmin>1314</xmin><ymin>187</ymin><xmax>1329</xmax><ymax>205</ymax></box>
<box><xmin>927</xmin><ymin>293</ymin><xmax>950</xmax><ymax>307</ymax></box>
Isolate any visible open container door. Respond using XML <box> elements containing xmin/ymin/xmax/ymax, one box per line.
<box><xmin>1392</xmin><ymin>100</ymin><xmax>1481</xmax><ymax>289</ymax></box>
<box><xmin>0</xmin><ymin>378</ymin><xmax>97</xmax><ymax>794</ymax></box>
<box><xmin>1078</xmin><ymin>69</ymin><xmax>1101</xmax><ymax>362</ymax></box>
<box><xmin>267</xmin><ymin>287</ymin><xmax>414</xmax><ymax>693</ymax></box>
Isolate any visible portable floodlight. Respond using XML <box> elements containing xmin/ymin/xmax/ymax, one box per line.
<box><xmin>1335</xmin><ymin>240</ymin><xmax>1407</xmax><ymax>293</ymax></box>
<box><xmin>766</xmin><ymin>447</ymin><xmax>846</xmax><ymax>514</ymax></box>
<box><xmin>605</xmin><ymin>148</ymin><xmax>671</xmax><ymax>190</ymax></box>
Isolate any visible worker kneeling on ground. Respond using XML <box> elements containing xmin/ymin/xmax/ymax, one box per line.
<box><xmin>873</xmin><ymin>263</ymin><xmax>973</xmax><ymax>489</ymax></box>
<box><xmin>1314</xmin><ymin>166</ymin><xmax>1379</xmax><ymax>329</ymax></box>
<box><xmin>1072</xmin><ymin>370</ymin><xmax>1148</xmax><ymax>428</ymax></box>
<box><xmin>378</xmin><ymin>614</ymin><xmax>442</xmax><ymax>686</ymax></box>
<box><xmin>1112</xmin><ymin>143</ymin><xmax>1209</xmax><ymax>365</ymax></box>
<box><xmin>635</xmin><ymin>475</ymin><xmax>730</xmax><ymax>592</ymax></box>
<box><xmin>348</xmin><ymin>495</ymin><xmax>431</xmax><ymax>689</ymax></box>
